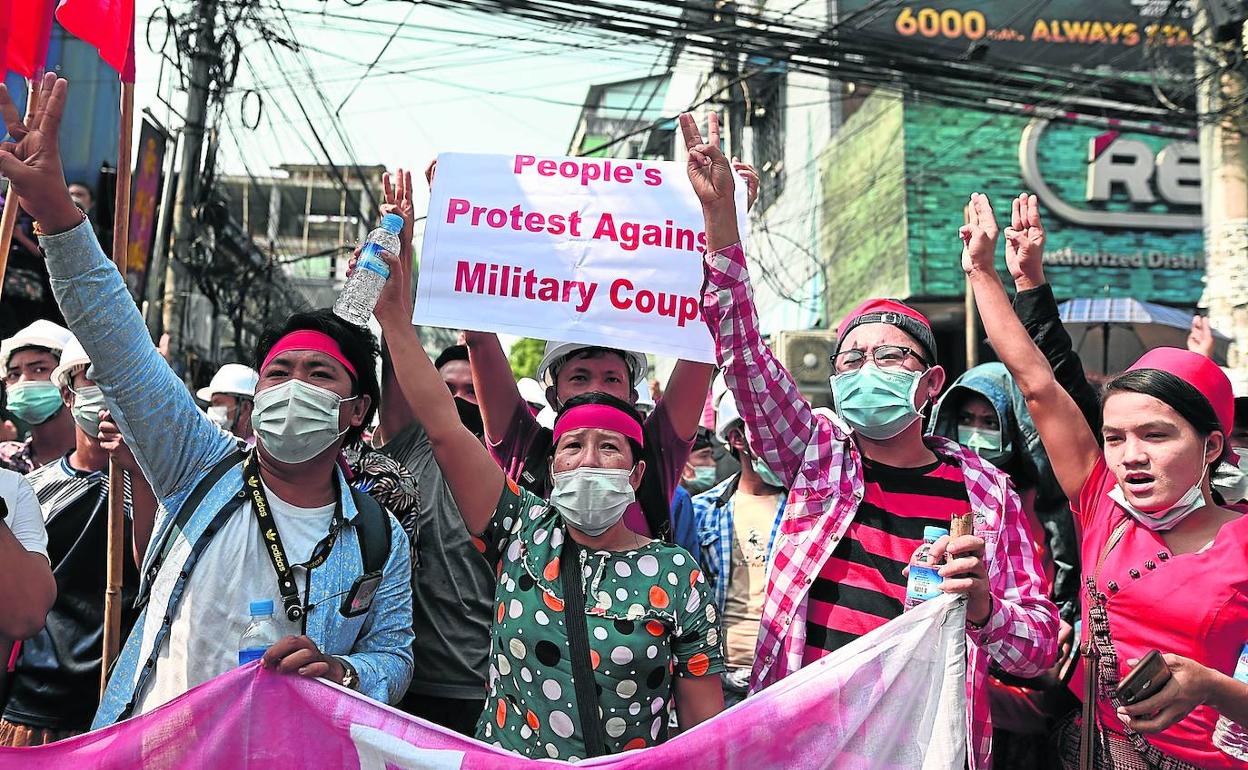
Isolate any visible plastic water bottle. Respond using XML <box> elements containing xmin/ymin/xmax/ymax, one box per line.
<box><xmin>333</xmin><ymin>213</ymin><xmax>405</xmax><ymax>326</ymax></box>
<box><xmin>238</xmin><ymin>599</ymin><xmax>282</xmax><ymax>666</ymax></box>
<box><xmin>904</xmin><ymin>526</ymin><xmax>949</xmax><ymax>611</ymax></box>
<box><xmin>1213</xmin><ymin>643</ymin><xmax>1248</xmax><ymax>759</ymax></box>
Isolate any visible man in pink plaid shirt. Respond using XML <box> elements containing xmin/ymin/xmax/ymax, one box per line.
<box><xmin>679</xmin><ymin>112</ymin><xmax>1058</xmax><ymax>768</ymax></box>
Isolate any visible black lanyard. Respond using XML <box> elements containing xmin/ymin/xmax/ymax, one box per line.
<box><xmin>243</xmin><ymin>455</ymin><xmax>343</xmax><ymax>623</ymax></box>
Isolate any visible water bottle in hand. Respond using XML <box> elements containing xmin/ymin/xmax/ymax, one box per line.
<box><xmin>238</xmin><ymin>599</ymin><xmax>282</xmax><ymax>666</ymax></box>
<box><xmin>334</xmin><ymin>213</ymin><xmax>405</xmax><ymax>326</ymax></box>
<box><xmin>904</xmin><ymin>526</ymin><xmax>949</xmax><ymax>611</ymax></box>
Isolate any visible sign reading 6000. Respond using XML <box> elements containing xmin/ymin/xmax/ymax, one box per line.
<box><xmin>841</xmin><ymin>1</ymin><xmax>1191</xmax><ymax>71</ymax></box>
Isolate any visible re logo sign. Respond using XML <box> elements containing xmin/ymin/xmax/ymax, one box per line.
<box><xmin>1086</xmin><ymin>131</ymin><xmax>1200</xmax><ymax>207</ymax></box>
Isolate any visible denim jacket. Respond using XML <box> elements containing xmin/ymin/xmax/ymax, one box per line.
<box><xmin>39</xmin><ymin>221</ymin><xmax>413</xmax><ymax>726</ymax></box>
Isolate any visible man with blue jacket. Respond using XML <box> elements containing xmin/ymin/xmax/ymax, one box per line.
<box><xmin>0</xmin><ymin>74</ymin><xmax>413</xmax><ymax>726</ymax></box>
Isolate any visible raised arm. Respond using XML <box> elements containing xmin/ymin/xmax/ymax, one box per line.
<box><xmin>0</xmin><ymin>75</ymin><xmax>231</xmax><ymax>501</ymax></box>
<box><xmin>463</xmin><ymin>330</ymin><xmax>530</xmax><ymax>447</ymax></box>
<box><xmin>1005</xmin><ymin>194</ymin><xmax>1101</xmax><ymax>433</ymax></box>
<box><xmin>372</xmin><ymin>172</ymin><xmax>419</xmax><ymax>445</ymax></box>
<box><xmin>370</xmin><ymin>219</ymin><xmax>505</xmax><ymax>535</ymax></box>
<box><xmin>961</xmin><ymin>193</ymin><xmax>1099</xmax><ymax>500</ymax></box>
<box><xmin>682</xmin><ymin>112</ymin><xmax>821</xmax><ymax>485</ymax></box>
<box><xmin>660</xmin><ymin>360</ymin><xmax>714</xmax><ymax>442</ymax></box>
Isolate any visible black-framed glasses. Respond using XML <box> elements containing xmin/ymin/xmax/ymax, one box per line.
<box><xmin>831</xmin><ymin>345</ymin><xmax>927</xmax><ymax>373</ymax></box>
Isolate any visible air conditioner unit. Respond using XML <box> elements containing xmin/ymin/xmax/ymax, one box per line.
<box><xmin>773</xmin><ymin>329</ymin><xmax>837</xmax><ymax>394</ymax></box>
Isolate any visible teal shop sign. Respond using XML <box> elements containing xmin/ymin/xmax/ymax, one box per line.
<box><xmin>904</xmin><ymin>100</ymin><xmax>1203</xmax><ymax>305</ymax></box>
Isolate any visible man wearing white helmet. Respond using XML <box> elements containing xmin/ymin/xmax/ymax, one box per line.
<box><xmin>0</xmin><ymin>321</ymin><xmax>75</xmax><ymax>473</ymax></box>
<box><xmin>463</xmin><ymin>333</ymin><xmax>712</xmax><ymax>549</ymax></box>
<box><xmin>1213</xmin><ymin>368</ymin><xmax>1248</xmax><ymax>504</ymax></box>
<box><xmin>691</xmin><ymin>389</ymin><xmax>786</xmax><ymax>707</ymax></box>
<box><xmin>0</xmin><ymin>336</ymin><xmax>156</xmax><ymax>745</ymax></box>
<box><xmin>197</xmin><ymin>363</ymin><xmax>260</xmax><ymax>442</ymax></box>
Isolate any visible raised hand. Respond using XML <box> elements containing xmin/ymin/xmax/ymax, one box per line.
<box><xmin>959</xmin><ymin>192</ymin><xmax>1000</xmax><ymax>276</ymax></box>
<box><xmin>679</xmin><ymin>112</ymin><xmax>736</xmax><ymax>211</ymax></box>
<box><xmin>98</xmin><ymin>410</ymin><xmax>140</xmax><ymax>474</ymax></box>
<box><xmin>381</xmin><ymin>168</ymin><xmax>416</xmax><ymax>301</ymax></box>
<box><xmin>0</xmin><ymin>73</ymin><xmax>80</xmax><ymax>234</ymax></box>
<box><xmin>1004</xmin><ymin>193</ymin><xmax>1047</xmax><ymax>291</ymax></box>
<box><xmin>731</xmin><ymin>158</ymin><xmax>760</xmax><ymax>211</ymax></box>
<box><xmin>1186</xmin><ymin>315</ymin><xmax>1215</xmax><ymax>359</ymax></box>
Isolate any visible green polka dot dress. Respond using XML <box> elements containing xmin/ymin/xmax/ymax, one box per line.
<box><xmin>473</xmin><ymin>480</ymin><xmax>725</xmax><ymax>761</ymax></box>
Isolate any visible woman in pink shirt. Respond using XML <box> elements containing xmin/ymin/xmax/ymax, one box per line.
<box><xmin>964</xmin><ymin>192</ymin><xmax>1248</xmax><ymax>769</ymax></box>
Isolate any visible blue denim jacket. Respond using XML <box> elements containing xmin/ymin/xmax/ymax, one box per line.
<box><xmin>38</xmin><ymin>221</ymin><xmax>414</xmax><ymax>726</ymax></box>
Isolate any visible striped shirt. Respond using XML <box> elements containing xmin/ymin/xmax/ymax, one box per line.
<box><xmin>805</xmin><ymin>458</ymin><xmax>969</xmax><ymax>662</ymax></box>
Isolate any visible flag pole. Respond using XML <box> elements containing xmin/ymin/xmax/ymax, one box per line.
<box><xmin>102</xmin><ymin>80</ymin><xmax>134</xmax><ymax>698</ymax></box>
<box><xmin>0</xmin><ymin>75</ymin><xmax>42</xmax><ymax>296</ymax></box>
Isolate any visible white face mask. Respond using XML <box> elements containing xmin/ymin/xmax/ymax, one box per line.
<box><xmin>206</xmin><ymin>405</ymin><xmax>232</xmax><ymax>431</ymax></box>
<box><xmin>1108</xmin><ymin>464</ymin><xmax>1209</xmax><ymax>532</ymax></box>
<box><xmin>549</xmin><ymin>466</ymin><xmax>636</xmax><ymax>536</ymax></box>
<box><xmin>252</xmin><ymin>379</ymin><xmax>356</xmax><ymax>464</ymax></box>
<box><xmin>1213</xmin><ymin>447</ymin><xmax>1248</xmax><ymax>504</ymax></box>
<box><xmin>70</xmin><ymin>385</ymin><xmax>108</xmax><ymax>438</ymax></box>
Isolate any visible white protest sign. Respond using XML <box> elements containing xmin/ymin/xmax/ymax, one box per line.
<box><xmin>413</xmin><ymin>152</ymin><xmax>747</xmax><ymax>363</ymax></box>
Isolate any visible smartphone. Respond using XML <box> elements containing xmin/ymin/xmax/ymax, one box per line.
<box><xmin>1115</xmin><ymin>649</ymin><xmax>1171</xmax><ymax>705</ymax></box>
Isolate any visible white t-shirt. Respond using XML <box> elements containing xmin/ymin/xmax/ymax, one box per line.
<box><xmin>0</xmin><ymin>468</ymin><xmax>48</xmax><ymax>560</ymax></box>
<box><xmin>134</xmin><ymin>483</ymin><xmax>335</xmax><ymax>715</ymax></box>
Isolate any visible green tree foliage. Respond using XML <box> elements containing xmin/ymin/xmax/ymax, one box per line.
<box><xmin>508</xmin><ymin>337</ymin><xmax>545</xmax><ymax>381</ymax></box>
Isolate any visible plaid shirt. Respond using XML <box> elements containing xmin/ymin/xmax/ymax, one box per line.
<box><xmin>691</xmin><ymin>474</ymin><xmax>786</xmax><ymax>612</ymax></box>
<box><xmin>701</xmin><ymin>242</ymin><xmax>1059</xmax><ymax>769</ymax></box>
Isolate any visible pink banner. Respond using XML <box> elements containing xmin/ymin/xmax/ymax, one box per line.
<box><xmin>0</xmin><ymin>596</ymin><xmax>968</xmax><ymax>770</ymax></box>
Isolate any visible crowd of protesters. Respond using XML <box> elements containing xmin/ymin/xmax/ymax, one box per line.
<box><xmin>1</xmin><ymin>73</ymin><xmax>1247</xmax><ymax>769</ymax></box>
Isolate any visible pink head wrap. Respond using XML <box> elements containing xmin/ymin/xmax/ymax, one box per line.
<box><xmin>261</xmin><ymin>330</ymin><xmax>358</xmax><ymax>379</ymax></box>
<box><xmin>1126</xmin><ymin>347</ymin><xmax>1234</xmax><ymax>436</ymax></box>
<box><xmin>552</xmin><ymin>403</ymin><xmax>645</xmax><ymax>448</ymax></box>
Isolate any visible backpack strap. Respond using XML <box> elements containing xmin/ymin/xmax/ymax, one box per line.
<box><xmin>347</xmin><ymin>485</ymin><xmax>392</xmax><ymax>575</ymax></box>
<box><xmin>135</xmin><ymin>449</ymin><xmax>245</xmax><ymax>610</ymax></box>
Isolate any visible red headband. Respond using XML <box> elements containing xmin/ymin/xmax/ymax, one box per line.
<box><xmin>552</xmin><ymin>403</ymin><xmax>645</xmax><ymax>448</ymax></box>
<box><xmin>261</xmin><ymin>330</ymin><xmax>358</xmax><ymax>379</ymax></box>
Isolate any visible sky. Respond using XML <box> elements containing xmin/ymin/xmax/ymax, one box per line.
<box><xmin>134</xmin><ymin>0</ymin><xmax>669</xmax><ymax>215</ymax></box>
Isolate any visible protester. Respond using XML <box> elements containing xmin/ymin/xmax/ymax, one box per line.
<box><xmin>0</xmin><ymin>337</ymin><xmax>156</xmax><ymax>746</ymax></box>
<box><xmin>692</xmin><ymin>390</ymin><xmax>786</xmax><ymax>707</ymax></box>
<box><xmin>683</xmin><ymin>111</ymin><xmax>1058</xmax><ymax>768</ymax></box>
<box><xmin>358</xmin><ymin>171</ymin><xmax>495</xmax><ymax>736</ymax></box>
<box><xmin>435</xmin><ymin>344</ymin><xmax>477</xmax><ymax>405</ymax></box>
<box><xmin>963</xmin><ymin>191</ymin><xmax>1248</xmax><ymax>769</ymax></box>
<box><xmin>0</xmin><ymin>468</ymin><xmax>55</xmax><ymax>641</ymax></box>
<box><xmin>1212</xmin><ymin>370</ymin><xmax>1248</xmax><ymax>504</ymax></box>
<box><xmin>0</xmin><ymin>320</ymin><xmax>75</xmax><ymax>473</ymax></box>
<box><xmin>371</xmin><ymin>227</ymin><xmax>725</xmax><ymax>761</ymax></box>
<box><xmin>680</xmin><ymin>427</ymin><xmax>718</xmax><ymax>496</ymax></box>
<box><xmin>197</xmin><ymin>362</ymin><xmax>259</xmax><ymax>441</ymax></box>
<box><xmin>0</xmin><ymin>74</ymin><xmax>414</xmax><ymax>726</ymax></box>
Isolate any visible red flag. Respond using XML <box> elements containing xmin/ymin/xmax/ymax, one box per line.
<box><xmin>2</xmin><ymin>0</ymin><xmax>56</xmax><ymax>79</ymax></box>
<box><xmin>55</xmin><ymin>0</ymin><xmax>135</xmax><ymax>83</ymax></box>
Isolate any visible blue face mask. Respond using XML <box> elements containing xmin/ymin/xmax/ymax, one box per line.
<box><xmin>6</xmin><ymin>380</ymin><xmax>65</xmax><ymax>425</ymax></box>
<box><xmin>830</xmin><ymin>365</ymin><xmax>926</xmax><ymax>441</ymax></box>
<box><xmin>751</xmin><ymin>456</ymin><xmax>785</xmax><ymax>488</ymax></box>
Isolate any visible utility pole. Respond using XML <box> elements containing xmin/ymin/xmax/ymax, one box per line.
<box><xmin>160</xmin><ymin>0</ymin><xmax>218</xmax><ymax>361</ymax></box>
<box><xmin>1195</xmin><ymin>3</ymin><xmax>1248</xmax><ymax>370</ymax></box>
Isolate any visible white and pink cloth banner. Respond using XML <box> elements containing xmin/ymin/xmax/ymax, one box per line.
<box><xmin>0</xmin><ymin>596</ymin><xmax>967</xmax><ymax>769</ymax></box>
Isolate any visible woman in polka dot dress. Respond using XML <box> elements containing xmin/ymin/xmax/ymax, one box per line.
<box><xmin>374</xmin><ymin>277</ymin><xmax>726</xmax><ymax>761</ymax></box>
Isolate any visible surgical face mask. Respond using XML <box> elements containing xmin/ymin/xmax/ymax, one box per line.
<box><xmin>252</xmin><ymin>379</ymin><xmax>356</xmax><ymax>464</ymax></box>
<box><xmin>751</xmin><ymin>456</ymin><xmax>785</xmax><ymax>488</ymax></box>
<box><xmin>206</xmin><ymin>405</ymin><xmax>233</xmax><ymax>431</ymax></box>
<box><xmin>6</xmin><ymin>380</ymin><xmax>65</xmax><ymax>425</ymax></box>
<box><xmin>549</xmin><ymin>466</ymin><xmax>636</xmax><ymax>536</ymax></box>
<box><xmin>1108</xmin><ymin>464</ymin><xmax>1209</xmax><ymax>532</ymax></box>
<box><xmin>831</xmin><ymin>365</ymin><xmax>926</xmax><ymax>441</ymax></box>
<box><xmin>1213</xmin><ymin>447</ymin><xmax>1248</xmax><ymax>503</ymax></box>
<box><xmin>70</xmin><ymin>386</ymin><xmax>108</xmax><ymax>438</ymax></box>
<box><xmin>685</xmin><ymin>464</ymin><xmax>717</xmax><ymax>494</ymax></box>
<box><xmin>957</xmin><ymin>425</ymin><xmax>1008</xmax><ymax>464</ymax></box>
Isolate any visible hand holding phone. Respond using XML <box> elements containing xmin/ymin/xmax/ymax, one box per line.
<box><xmin>1115</xmin><ymin>649</ymin><xmax>1172</xmax><ymax>705</ymax></box>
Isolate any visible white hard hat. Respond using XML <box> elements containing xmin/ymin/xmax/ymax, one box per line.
<box><xmin>517</xmin><ymin>377</ymin><xmax>546</xmax><ymax>407</ymax></box>
<box><xmin>715</xmin><ymin>389</ymin><xmax>743</xmax><ymax>443</ymax></box>
<box><xmin>535</xmin><ymin>340</ymin><xmax>648</xmax><ymax>389</ymax></box>
<box><xmin>536</xmin><ymin>404</ymin><xmax>557</xmax><ymax>430</ymax></box>
<box><xmin>1</xmin><ymin>320</ymin><xmax>72</xmax><ymax>375</ymax></box>
<box><xmin>51</xmin><ymin>335</ymin><xmax>89</xmax><ymax>389</ymax></box>
<box><xmin>635</xmin><ymin>387</ymin><xmax>656</xmax><ymax>410</ymax></box>
<box><xmin>196</xmin><ymin>363</ymin><xmax>260</xmax><ymax>402</ymax></box>
<box><xmin>1224</xmin><ymin>367</ymin><xmax>1248</xmax><ymax>400</ymax></box>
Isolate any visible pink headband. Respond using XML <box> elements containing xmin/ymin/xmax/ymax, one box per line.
<box><xmin>553</xmin><ymin>403</ymin><xmax>645</xmax><ymax>448</ymax></box>
<box><xmin>261</xmin><ymin>330</ymin><xmax>358</xmax><ymax>379</ymax></box>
